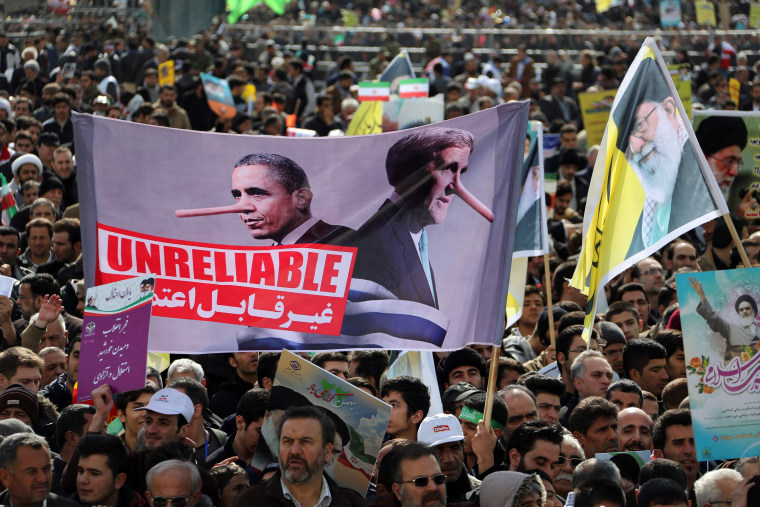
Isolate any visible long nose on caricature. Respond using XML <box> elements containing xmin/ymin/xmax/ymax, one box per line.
<box><xmin>452</xmin><ymin>171</ymin><xmax>494</xmax><ymax>223</ymax></box>
<box><xmin>174</xmin><ymin>203</ymin><xmax>254</xmax><ymax>218</ymax></box>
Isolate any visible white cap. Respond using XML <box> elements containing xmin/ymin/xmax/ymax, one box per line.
<box><xmin>11</xmin><ymin>153</ymin><xmax>42</xmax><ymax>176</ymax></box>
<box><xmin>417</xmin><ymin>413</ymin><xmax>464</xmax><ymax>447</ymax></box>
<box><xmin>134</xmin><ymin>388</ymin><xmax>194</xmax><ymax>423</ymax></box>
<box><xmin>0</xmin><ymin>97</ymin><xmax>10</xmax><ymax>118</ymax></box>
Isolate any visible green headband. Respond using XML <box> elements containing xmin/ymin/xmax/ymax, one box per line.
<box><xmin>459</xmin><ymin>405</ymin><xmax>504</xmax><ymax>431</ymax></box>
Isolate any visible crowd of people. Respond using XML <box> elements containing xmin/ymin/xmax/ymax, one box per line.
<box><xmin>0</xmin><ymin>4</ymin><xmax>753</xmax><ymax>507</ymax></box>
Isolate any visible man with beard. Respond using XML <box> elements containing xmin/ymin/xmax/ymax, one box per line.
<box><xmin>384</xmin><ymin>442</ymin><xmax>447</xmax><ymax>507</ymax></box>
<box><xmin>653</xmin><ymin>409</ymin><xmax>699</xmax><ymax>493</ymax></box>
<box><xmin>623</xmin><ymin>79</ymin><xmax>715</xmax><ymax>252</ymax></box>
<box><xmin>690</xmin><ymin>277</ymin><xmax>760</xmax><ymax>355</ymax></box>
<box><xmin>151</xmin><ymin>85</ymin><xmax>190</xmax><ymax>130</ymax></box>
<box><xmin>617</xmin><ymin>407</ymin><xmax>653</xmax><ymax>451</ymax></box>
<box><xmin>233</xmin><ymin>406</ymin><xmax>366</xmax><ymax>507</ymax></box>
<box><xmin>695</xmin><ymin>115</ymin><xmax>748</xmax><ymax>215</ymax></box>
<box><xmin>417</xmin><ymin>413</ymin><xmax>480</xmax><ymax>501</ymax></box>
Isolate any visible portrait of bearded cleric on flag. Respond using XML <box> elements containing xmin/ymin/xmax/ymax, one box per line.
<box><xmin>351</xmin><ymin>126</ymin><xmax>495</xmax><ymax>308</ymax></box>
<box><xmin>615</xmin><ymin>68</ymin><xmax>716</xmax><ymax>254</ymax></box>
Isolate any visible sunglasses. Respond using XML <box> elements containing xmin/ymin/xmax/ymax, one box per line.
<box><xmin>553</xmin><ymin>455</ymin><xmax>584</xmax><ymax>467</ymax></box>
<box><xmin>397</xmin><ymin>474</ymin><xmax>447</xmax><ymax>487</ymax></box>
<box><xmin>151</xmin><ymin>496</ymin><xmax>191</xmax><ymax>507</ymax></box>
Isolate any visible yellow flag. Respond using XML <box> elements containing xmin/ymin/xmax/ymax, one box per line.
<box><xmin>346</xmin><ymin>100</ymin><xmax>382</xmax><ymax>136</ymax></box>
<box><xmin>571</xmin><ymin>38</ymin><xmax>725</xmax><ymax>341</ymax></box>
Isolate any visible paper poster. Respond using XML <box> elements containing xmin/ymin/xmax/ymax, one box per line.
<box><xmin>543</xmin><ymin>132</ymin><xmax>561</xmax><ymax>202</ymax></box>
<box><xmin>200</xmin><ymin>72</ymin><xmax>236</xmax><ymax>119</ymax></box>
<box><xmin>676</xmin><ymin>268</ymin><xmax>760</xmax><ymax>461</ymax></box>
<box><xmin>78</xmin><ymin>276</ymin><xmax>153</xmax><ymax>401</ymax></box>
<box><xmin>750</xmin><ymin>2</ymin><xmax>760</xmax><ymax>27</ymax></box>
<box><xmin>659</xmin><ymin>0</ymin><xmax>682</xmax><ymax>26</ymax></box>
<box><xmin>578</xmin><ymin>89</ymin><xmax>618</xmax><ymax>147</ymax></box>
<box><xmin>75</xmin><ymin>102</ymin><xmax>528</xmax><ymax>352</ymax></box>
<box><xmin>693</xmin><ymin>111</ymin><xmax>760</xmax><ymax>220</ymax></box>
<box><xmin>252</xmin><ymin>350</ymin><xmax>391</xmax><ymax>496</ymax></box>
<box><xmin>158</xmin><ymin>60</ymin><xmax>175</xmax><ymax>87</ymax></box>
<box><xmin>696</xmin><ymin>0</ymin><xmax>717</xmax><ymax>26</ymax></box>
<box><xmin>381</xmin><ymin>95</ymin><xmax>444</xmax><ymax>132</ymax></box>
<box><xmin>668</xmin><ymin>63</ymin><xmax>693</xmax><ymax>118</ymax></box>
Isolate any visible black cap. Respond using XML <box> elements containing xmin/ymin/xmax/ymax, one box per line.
<box><xmin>441</xmin><ymin>382</ymin><xmax>483</xmax><ymax>412</ymax></box>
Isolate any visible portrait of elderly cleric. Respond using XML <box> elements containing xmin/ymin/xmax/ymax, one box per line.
<box><xmin>695</xmin><ymin>115</ymin><xmax>752</xmax><ymax>218</ymax></box>
<box><xmin>689</xmin><ymin>276</ymin><xmax>760</xmax><ymax>359</ymax></box>
<box><xmin>353</xmin><ymin>127</ymin><xmax>494</xmax><ymax>308</ymax></box>
<box><xmin>174</xmin><ymin>152</ymin><xmax>350</xmax><ymax>246</ymax></box>
<box><xmin>617</xmin><ymin>69</ymin><xmax>715</xmax><ymax>253</ymax></box>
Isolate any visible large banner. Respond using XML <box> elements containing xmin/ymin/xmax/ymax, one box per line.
<box><xmin>571</xmin><ymin>37</ymin><xmax>725</xmax><ymax>340</ymax></box>
<box><xmin>676</xmin><ymin>268</ymin><xmax>760</xmax><ymax>461</ymax></box>
<box><xmin>75</xmin><ymin>103</ymin><xmax>528</xmax><ymax>352</ymax></box>
<box><xmin>693</xmin><ymin>111</ymin><xmax>760</xmax><ymax>220</ymax></box>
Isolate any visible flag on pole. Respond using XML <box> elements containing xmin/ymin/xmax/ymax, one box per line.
<box><xmin>346</xmin><ymin>101</ymin><xmax>383</xmax><ymax>135</ymax></box>
<box><xmin>379</xmin><ymin>51</ymin><xmax>416</xmax><ymax>94</ymax></box>
<box><xmin>506</xmin><ymin>122</ymin><xmax>549</xmax><ymax>327</ymax></box>
<box><xmin>399</xmin><ymin>78</ymin><xmax>430</xmax><ymax>98</ymax></box>
<box><xmin>0</xmin><ymin>174</ymin><xmax>16</xmax><ymax>226</ymax></box>
<box><xmin>570</xmin><ymin>37</ymin><xmax>726</xmax><ymax>341</ymax></box>
<box><xmin>357</xmin><ymin>82</ymin><xmax>390</xmax><ymax>102</ymax></box>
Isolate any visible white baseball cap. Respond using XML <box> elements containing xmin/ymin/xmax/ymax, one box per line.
<box><xmin>134</xmin><ymin>388</ymin><xmax>194</xmax><ymax>423</ymax></box>
<box><xmin>417</xmin><ymin>413</ymin><xmax>464</xmax><ymax>447</ymax></box>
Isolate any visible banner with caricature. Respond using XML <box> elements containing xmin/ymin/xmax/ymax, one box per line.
<box><xmin>676</xmin><ymin>268</ymin><xmax>760</xmax><ymax>461</ymax></box>
<box><xmin>74</xmin><ymin>102</ymin><xmax>528</xmax><ymax>352</ymax></box>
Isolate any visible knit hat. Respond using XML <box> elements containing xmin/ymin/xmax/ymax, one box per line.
<box><xmin>11</xmin><ymin>153</ymin><xmax>42</xmax><ymax>176</ymax></box>
<box><xmin>40</xmin><ymin>175</ymin><xmax>64</xmax><ymax>197</ymax></box>
<box><xmin>599</xmin><ymin>321</ymin><xmax>626</xmax><ymax>346</ymax></box>
<box><xmin>0</xmin><ymin>385</ymin><xmax>39</xmax><ymax>427</ymax></box>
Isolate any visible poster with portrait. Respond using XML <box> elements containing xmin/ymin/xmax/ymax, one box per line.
<box><xmin>659</xmin><ymin>0</ymin><xmax>681</xmax><ymax>27</ymax></box>
<box><xmin>252</xmin><ymin>350</ymin><xmax>391</xmax><ymax>496</ymax></box>
<box><xmin>676</xmin><ymin>268</ymin><xmax>760</xmax><ymax>461</ymax></box>
<box><xmin>578</xmin><ymin>89</ymin><xmax>618</xmax><ymax>147</ymax></box>
<box><xmin>692</xmin><ymin>111</ymin><xmax>760</xmax><ymax>221</ymax></box>
<box><xmin>667</xmin><ymin>63</ymin><xmax>692</xmax><ymax>118</ymax></box>
<box><xmin>74</xmin><ymin>102</ymin><xmax>528</xmax><ymax>352</ymax></box>
<box><xmin>78</xmin><ymin>276</ymin><xmax>153</xmax><ymax>401</ymax></box>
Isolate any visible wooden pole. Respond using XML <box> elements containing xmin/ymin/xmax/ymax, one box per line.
<box><xmin>482</xmin><ymin>344</ymin><xmax>501</xmax><ymax>430</ymax></box>
<box><xmin>723</xmin><ymin>214</ymin><xmax>751</xmax><ymax>268</ymax></box>
<box><xmin>544</xmin><ymin>254</ymin><xmax>556</xmax><ymax>348</ymax></box>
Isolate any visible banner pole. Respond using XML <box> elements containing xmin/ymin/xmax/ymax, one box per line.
<box><xmin>544</xmin><ymin>254</ymin><xmax>556</xmax><ymax>348</ymax></box>
<box><xmin>723</xmin><ymin>214</ymin><xmax>751</xmax><ymax>267</ymax></box>
<box><xmin>482</xmin><ymin>345</ymin><xmax>500</xmax><ymax>430</ymax></box>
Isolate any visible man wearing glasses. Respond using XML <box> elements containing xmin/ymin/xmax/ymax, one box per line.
<box><xmin>621</xmin><ymin>78</ymin><xmax>715</xmax><ymax>252</ymax></box>
<box><xmin>389</xmin><ymin>443</ymin><xmax>447</xmax><ymax>507</ymax></box>
<box><xmin>695</xmin><ymin>115</ymin><xmax>748</xmax><ymax>204</ymax></box>
<box><xmin>146</xmin><ymin>460</ymin><xmax>201</xmax><ymax>507</ymax></box>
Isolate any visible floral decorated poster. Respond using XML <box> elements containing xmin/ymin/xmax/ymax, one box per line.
<box><xmin>676</xmin><ymin>268</ymin><xmax>760</xmax><ymax>461</ymax></box>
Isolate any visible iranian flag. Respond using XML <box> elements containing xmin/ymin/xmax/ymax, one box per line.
<box><xmin>0</xmin><ymin>174</ymin><xmax>16</xmax><ymax>225</ymax></box>
<box><xmin>358</xmin><ymin>82</ymin><xmax>390</xmax><ymax>101</ymax></box>
<box><xmin>399</xmin><ymin>78</ymin><xmax>429</xmax><ymax>98</ymax></box>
